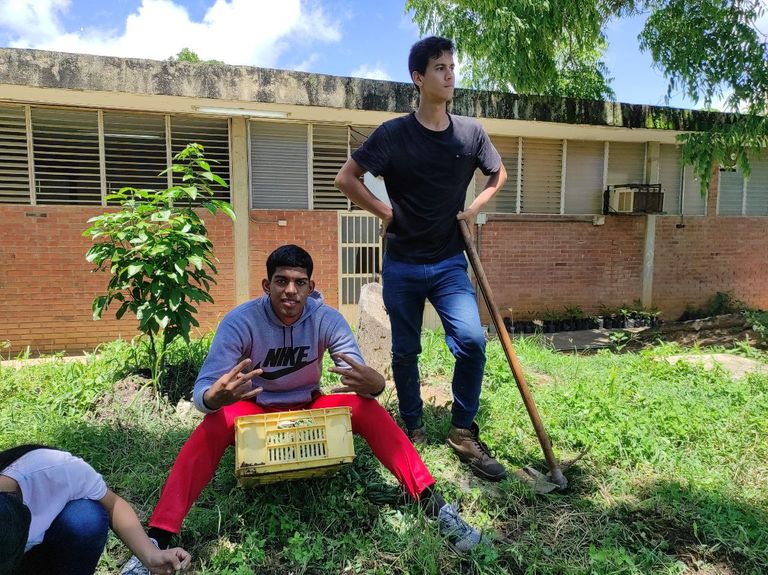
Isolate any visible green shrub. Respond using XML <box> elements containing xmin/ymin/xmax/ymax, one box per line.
<box><xmin>84</xmin><ymin>144</ymin><xmax>233</xmax><ymax>386</ymax></box>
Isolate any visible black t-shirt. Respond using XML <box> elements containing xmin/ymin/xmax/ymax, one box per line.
<box><xmin>352</xmin><ymin>112</ymin><xmax>502</xmax><ymax>264</ymax></box>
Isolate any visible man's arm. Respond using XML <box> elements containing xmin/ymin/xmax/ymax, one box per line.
<box><xmin>335</xmin><ymin>158</ymin><xmax>393</xmax><ymax>228</ymax></box>
<box><xmin>457</xmin><ymin>162</ymin><xmax>508</xmax><ymax>223</ymax></box>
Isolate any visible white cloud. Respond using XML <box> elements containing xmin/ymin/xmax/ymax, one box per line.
<box><xmin>350</xmin><ymin>63</ymin><xmax>391</xmax><ymax>81</ymax></box>
<box><xmin>287</xmin><ymin>52</ymin><xmax>319</xmax><ymax>73</ymax></box>
<box><xmin>0</xmin><ymin>0</ymin><xmax>70</xmax><ymax>44</ymax></box>
<box><xmin>0</xmin><ymin>0</ymin><xmax>341</xmax><ymax>66</ymax></box>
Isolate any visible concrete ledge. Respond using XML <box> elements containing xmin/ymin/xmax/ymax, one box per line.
<box><xmin>0</xmin><ymin>47</ymin><xmax>727</xmax><ymax>131</ymax></box>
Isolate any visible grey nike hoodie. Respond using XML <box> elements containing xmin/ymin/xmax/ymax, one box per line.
<box><xmin>192</xmin><ymin>293</ymin><xmax>364</xmax><ymax>413</ymax></box>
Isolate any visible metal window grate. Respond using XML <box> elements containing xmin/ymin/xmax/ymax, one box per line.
<box><xmin>565</xmin><ymin>140</ymin><xmax>604</xmax><ymax>215</ymax></box>
<box><xmin>745</xmin><ymin>150</ymin><xmax>768</xmax><ymax>216</ymax></box>
<box><xmin>171</xmin><ymin>115</ymin><xmax>231</xmax><ymax>202</ymax></box>
<box><xmin>607</xmin><ymin>141</ymin><xmax>645</xmax><ymax>187</ymax></box>
<box><xmin>520</xmin><ymin>137</ymin><xmax>562</xmax><ymax>214</ymax></box>
<box><xmin>32</xmin><ymin>108</ymin><xmax>101</xmax><ymax>205</ymax></box>
<box><xmin>478</xmin><ymin>135</ymin><xmax>519</xmax><ymax>213</ymax></box>
<box><xmin>659</xmin><ymin>144</ymin><xmax>683</xmax><ymax>214</ymax></box>
<box><xmin>250</xmin><ymin>121</ymin><xmax>308</xmax><ymax>209</ymax></box>
<box><xmin>718</xmin><ymin>166</ymin><xmax>744</xmax><ymax>215</ymax></box>
<box><xmin>682</xmin><ymin>166</ymin><xmax>706</xmax><ymax>215</ymax></box>
<box><xmin>0</xmin><ymin>105</ymin><xmax>30</xmax><ymax>204</ymax></box>
<box><xmin>104</xmin><ymin>112</ymin><xmax>167</xmax><ymax>196</ymax></box>
<box><xmin>312</xmin><ymin>125</ymin><xmax>350</xmax><ymax>210</ymax></box>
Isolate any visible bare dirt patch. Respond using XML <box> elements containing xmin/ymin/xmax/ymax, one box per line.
<box><xmin>633</xmin><ymin>314</ymin><xmax>765</xmax><ymax>351</ymax></box>
<box><xmin>92</xmin><ymin>373</ymin><xmax>156</xmax><ymax>422</ymax></box>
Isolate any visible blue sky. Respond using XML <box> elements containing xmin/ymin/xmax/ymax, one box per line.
<box><xmin>0</xmin><ymin>0</ymin><xmax>720</xmax><ymax>109</ymax></box>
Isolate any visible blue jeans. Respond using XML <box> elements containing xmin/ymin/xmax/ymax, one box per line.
<box><xmin>19</xmin><ymin>499</ymin><xmax>109</xmax><ymax>575</ymax></box>
<box><xmin>382</xmin><ymin>252</ymin><xmax>486</xmax><ymax>429</ymax></box>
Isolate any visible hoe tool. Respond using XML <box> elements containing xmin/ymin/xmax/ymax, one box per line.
<box><xmin>459</xmin><ymin>219</ymin><xmax>569</xmax><ymax>491</ymax></box>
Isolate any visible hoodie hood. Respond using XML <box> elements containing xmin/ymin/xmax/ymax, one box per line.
<box><xmin>259</xmin><ymin>290</ymin><xmax>324</xmax><ymax>329</ymax></box>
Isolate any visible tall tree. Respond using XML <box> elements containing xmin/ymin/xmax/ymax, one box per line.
<box><xmin>406</xmin><ymin>0</ymin><xmax>767</xmax><ymax>191</ymax></box>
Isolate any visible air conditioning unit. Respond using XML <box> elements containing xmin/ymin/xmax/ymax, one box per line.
<box><xmin>608</xmin><ymin>188</ymin><xmax>634</xmax><ymax>213</ymax></box>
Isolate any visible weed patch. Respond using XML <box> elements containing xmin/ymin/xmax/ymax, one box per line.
<box><xmin>1</xmin><ymin>334</ymin><xmax>767</xmax><ymax>574</ymax></box>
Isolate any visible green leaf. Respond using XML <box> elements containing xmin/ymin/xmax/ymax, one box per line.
<box><xmin>218</xmin><ymin>202</ymin><xmax>236</xmax><ymax>221</ymax></box>
<box><xmin>169</xmin><ymin>289</ymin><xmax>182</xmax><ymax>311</ymax></box>
<box><xmin>126</xmin><ymin>264</ymin><xmax>143</xmax><ymax>277</ymax></box>
<box><xmin>92</xmin><ymin>296</ymin><xmax>108</xmax><ymax>320</ymax></box>
<box><xmin>210</xmin><ymin>173</ymin><xmax>228</xmax><ymax>187</ymax></box>
<box><xmin>150</xmin><ymin>210</ymin><xmax>171</xmax><ymax>222</ymax></box>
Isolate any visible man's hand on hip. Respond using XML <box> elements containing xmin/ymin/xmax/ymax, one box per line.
<box><xmin>329</xmin><ymin>353</ymin><xmax>386</xmax><ymax>398</ymax></box>
<box><xmin>203</xmin><ymin>359</ymin><xmax>263</xmax><ymax>410</ymax></box>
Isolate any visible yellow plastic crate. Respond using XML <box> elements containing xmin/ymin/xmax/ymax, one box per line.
<box><xmin>234</xmin><ymin>407</ymin><xmax>355</xmax><ymax>487</ymax></box>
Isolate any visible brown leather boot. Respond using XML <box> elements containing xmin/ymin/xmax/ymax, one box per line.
<box><xmin>446</xmin><ymin>423</ymin><xmax>507</xmax><ymax>481</ymax></box>
<box><xmin>406</xmin><ymin>425</ymin><xmax>428</xmax><ymax>445</ymax></box>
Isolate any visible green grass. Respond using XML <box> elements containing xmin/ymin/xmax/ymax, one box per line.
<box><xmin>2</xmin><ymin>334</ymin><xmax>767</xmax><ymax>574</ymax></box>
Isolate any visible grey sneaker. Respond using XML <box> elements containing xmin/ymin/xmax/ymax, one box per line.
<box><xmin>407</xmin><ymin>424</ymin><xmax>428</xmax><ymax>445</ymax></box>
<box><xmin>437</xmin><ymin>503</ymin><xmax>481</xmax><ymax>553</ymax></box>
<box><xmin>120</xmin><ymin>538</ymin><xmax>156</xmax><ymax>575</ymax></box>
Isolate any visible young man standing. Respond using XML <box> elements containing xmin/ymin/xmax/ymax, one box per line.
<box><xmin>335</xmin><ymin>37</ymin><xmax>508</xmax><ymax>481</ymax></box>
<box><xmin>121</xmin><ymin>245</ymin><xmax>480</xmax><ymax>574</ymax></box>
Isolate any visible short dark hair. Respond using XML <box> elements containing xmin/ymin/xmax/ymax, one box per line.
<box><xmin>408</xmin><ymin>36</ymin><xmax>454</xmax><ymax>78</ymax></box>
<box><xmin>266</xmin><ymin>245</ymin><xmax>313</xmax><ymax>280</ymax></box>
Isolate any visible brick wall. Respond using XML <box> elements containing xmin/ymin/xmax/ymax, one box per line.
<box><xmin>477</xmin><ymin>215</ymin><xmax>647</xmax><ymax>322</ymax></box>
<box><xmin>2</xmin><ymin>194</ymin><xmax>766</xmax><ymax>354</ymax></box>
<box><xmin>0</xmin><ymin>207</ymin><xmax>339</xmax><ymax>355</ymax></box>
<box><xmin>478</xmin><ymin>173</ymin><xmax>768</xmax><ymax>324</ymax></box>
<box><xmin>653</xmin><ymin>175</ymin><xmax>768</xmax><ymax>318</ymax></box>
<box><xmin>0</xmin><ymin>205</ymin><xmax>235</xmax><ymax>355</ymax></box>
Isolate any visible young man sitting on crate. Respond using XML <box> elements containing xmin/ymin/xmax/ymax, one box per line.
<box><xmin>121</xmin><ymin>244</ymin><xmax>481</xmax><ymax>574</ymax></box>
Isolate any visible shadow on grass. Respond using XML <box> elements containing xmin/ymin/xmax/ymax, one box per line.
<box><xmin>40</xmin><ymin>418</ymin><xmax>460</xmax><ymax>574</ymax></box>
<box><xmin>490</xmin><ymin>474</ymin><xmax>768</xmax><ymax>575</ymax></box>
<box><xmin>32</xmin><ymin>381</ymin><xmax>768</xmax><ymax>575</ymax></box>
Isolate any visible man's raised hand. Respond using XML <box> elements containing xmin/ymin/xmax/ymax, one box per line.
<box><xmin>202</xmin><ymin>359</ymin><xmax>263</xmax><ymax>410</ymax></box>
<box><xmin>329</xmin><ymin>353</ymin><xmax>386</xmax><ymax>398</ymax></box>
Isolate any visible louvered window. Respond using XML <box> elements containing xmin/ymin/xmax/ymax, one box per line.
<box><xmin>349</xmin><ymin>126</ymin><xmax>373</xmax><ymax>154</ymax></box>
<box><xmin>718</xmin><ymin>167</ymin><xmax>744</xmax><ymax>215</ymax></box>
<box><xmin>32</xmin><ymin>108</ymin><xmax>101</xmax><ymax>205</ymax></box>
<box><xmin>104</xmin><ymin>112</ymin><xmax>167</xmax><ymax>196</ymax></box>
<box><xmin>250</xmin><ymin>121</ymin><xmax>308</xmax><ymax>209</ymax></box>
<box><xmin>745</xmin><ymin>151</ymin><xmax>768</xmax><ymax>216</ymax></box>
<box><xmin>477</xmin><ymin>135</ymin><xmax>518</xmax><ymax>213</ymax></box>
<box><xmin>312</xmin><ymin>125</ymin><xmax>350</xmax><ymax>210</ymax></box>
<box><xmin>520</xmin><ymin>137</ymin><xmax>562</xmax><ymax>214</ymax></box>
<box><xmin>682</xmin><ymin>165</ymin><xmax>706</xmax><ymax>215</ymax></box>
<box><xmin>172</xmin><ymin>116</ymin><xmax>230</xmax><ymax>201</ymax></box>
<box><xmin>607</xmin><ymin>142</ymin><xmax>645</xmax><ymax>186</ymax></box>
<box><xmin>565</xmin><ymin>140</ymin><xmax>603</xmax><ymax>214</ymax></box>
<box><xmin>0</xmin><ymin>105</ymin><xmax>30</xmax><ymax>204</ymax></box>
<box><xmin>659</xmin><ymin>144</ymin><xmax>683</xmax><ymax>214</ymax></box>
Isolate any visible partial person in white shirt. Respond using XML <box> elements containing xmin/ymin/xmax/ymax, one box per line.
<box><xmin>0</xmin><ymin>445</ymin><xmax>192</xmax><ymax>575</ymax></box>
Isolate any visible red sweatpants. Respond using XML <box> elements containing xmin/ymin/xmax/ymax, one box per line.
<box><xmin>149</xmin><ymin>394</ymin><xmax>435</xmax><ymax>533</ymax></box>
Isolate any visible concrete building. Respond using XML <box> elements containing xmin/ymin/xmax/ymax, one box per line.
<box><xmin>1</xmin><ymin>47</ymin><xmax>766</xmax><ymax>354</ymax></box>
